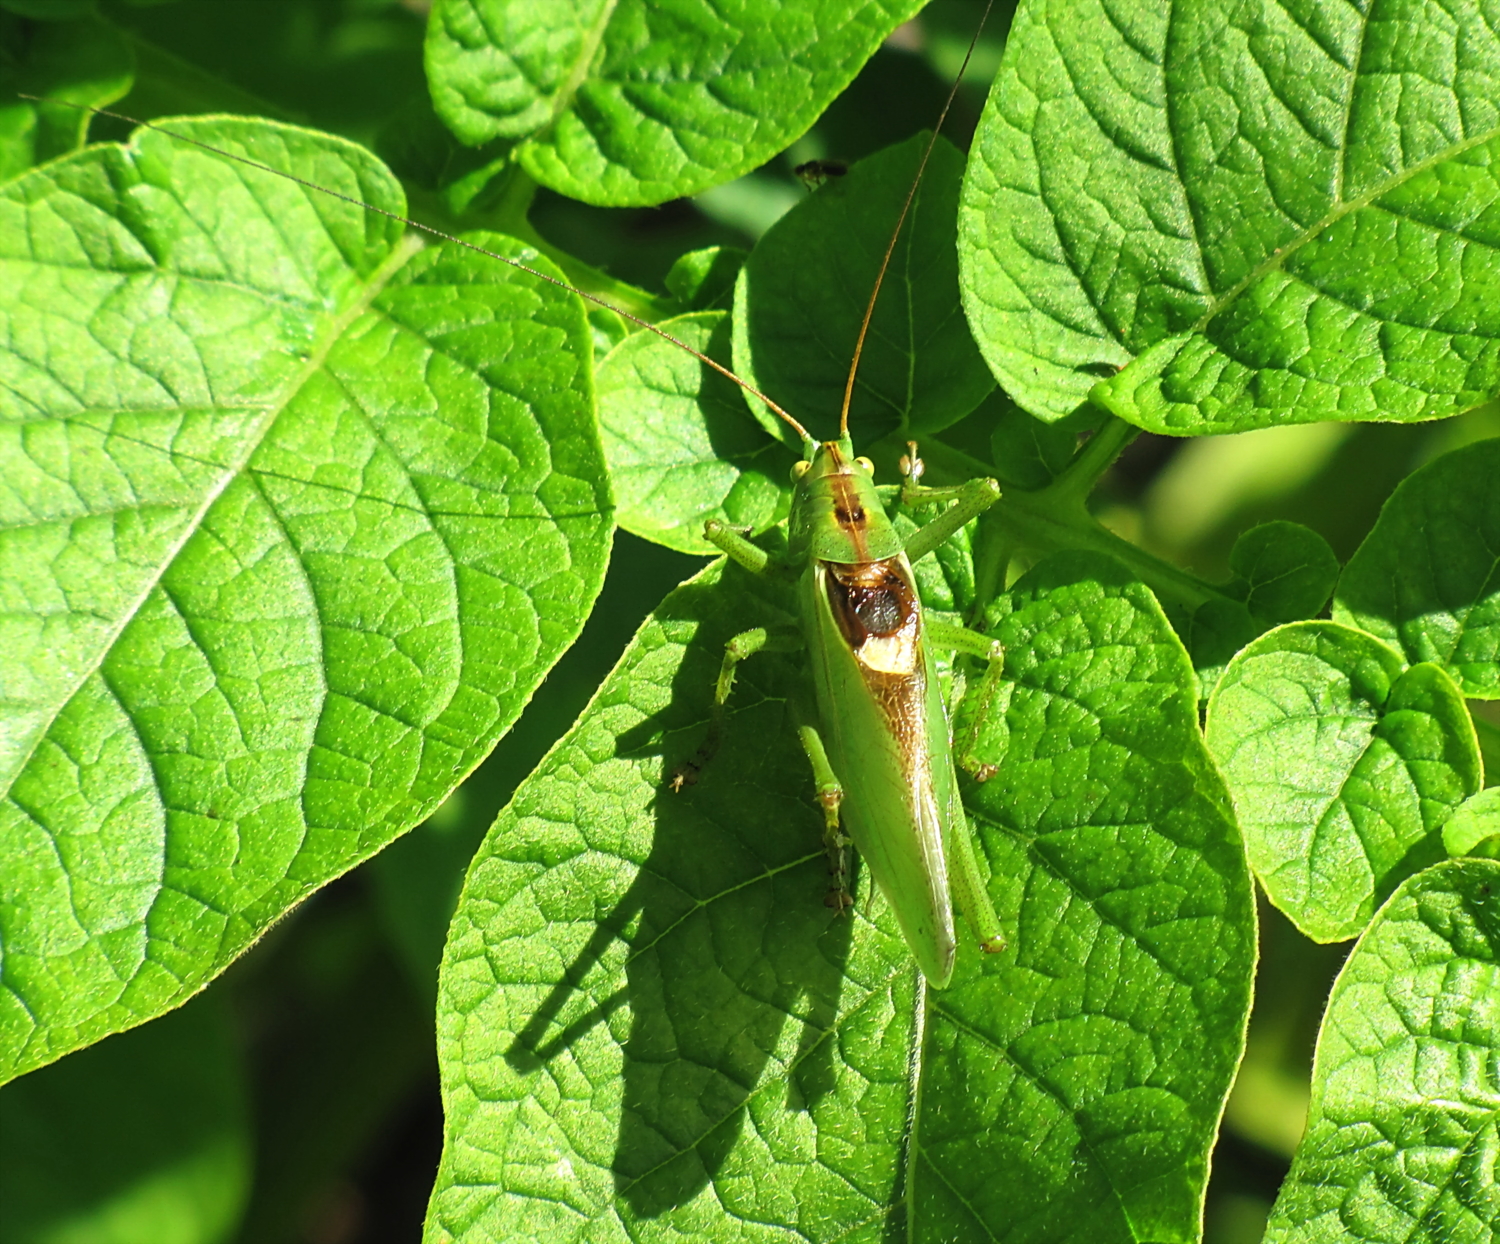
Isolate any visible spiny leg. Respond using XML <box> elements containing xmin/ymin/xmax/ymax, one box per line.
<box><xmin>947</xmin><ymin>811</ymin><xmax>1007</xmax><ymax>956</ymax></box>
<box><xmin>926</xmin><ymin>615</ymin><xmax>1008</xmax><ymax>955</ymax></box>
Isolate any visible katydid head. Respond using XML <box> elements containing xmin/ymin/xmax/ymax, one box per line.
<box><xmin>787</xmin><ymin>438</ymin><xmax>904</xmax><ymax>566</ymax></box>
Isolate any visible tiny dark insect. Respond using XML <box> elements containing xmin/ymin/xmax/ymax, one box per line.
<box><xmin>794</xmin><ymin>158</ymin><xmax>849</xmax><ymax>189</ymax></box>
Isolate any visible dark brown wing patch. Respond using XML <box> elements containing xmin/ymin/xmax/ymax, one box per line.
<box><xmin>822</xmin><ymin>557</ymin><xmax>928</xmax><ymax>764</ymax></box>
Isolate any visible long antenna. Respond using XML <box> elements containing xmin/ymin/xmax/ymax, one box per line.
<box><xmin>17</xmin><ymin>94</ymin><xmax>816</xmax><ymax>446</ymax></box>
<box><xmin>837</xmin><ymin>0</ymin><xmax>997</xmax><ymax>437</ymax></box>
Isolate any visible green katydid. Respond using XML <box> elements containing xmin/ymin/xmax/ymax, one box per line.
<box><xmin>30</xmin><ymin>4</ymin><xmax>1008</xmax><ymax>989</ymax></box>
<box><xmin>680</xmin><ymin>420</ymin><xmax>1010</xmax><ymax>988</ymax></box>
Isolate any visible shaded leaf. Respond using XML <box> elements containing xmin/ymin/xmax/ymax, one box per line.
<box><xmin>736</xmin><ymin>132</ymin><xmax>995</xmax><ymax>447</ymax></box>
<box><xmin>1265</xmin><ymin>857</ymin><xmax>1500</xmax><ymax>1244</ymax></box>
<box><xmin>987</xmin><ymin>393</ymin><xmax>1083</xmax><ymax>490</ymax></box>
<box><xmin>961</xmin><ymin>0</ymin><xmax>1500</xmax><ymax>433</ymax></box>
<box><xmin>0</xmin><ymin>116</ymin><xmax>611</xmax><ymax>1081</ymax></box>
<box><xmin>1334</xmin><ymin>436</ymin><xmax>1500</xmax><ymax>699</ymax></box>
<box><xmin>1229</xmin><ymin>520</ymin><xmax>1340</xmax><ymax>626</ymax></box>
<box><xmin>1164</xmin><ymin>595</ymin><xmax>1261</xmax><ymax>703</ymax></box>
<box><xmin>663</xmin><ymin>245</ymin><xmax>745</xmax><ymax>313</ymax></box>
<box><xmin>1206</xmin><ymin>622</ymin><xmax>1481</xmax><ymax>941</ymax></box>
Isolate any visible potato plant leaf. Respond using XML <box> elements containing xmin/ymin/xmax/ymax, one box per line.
<box><xmin>734</xmin><ymin>132</ymin><xmax>995</xmax><ymax>447</ymax></box>
<box><xmin>0</xmin><ymin>117</ymin><xmax>612</xmax><ymax>1082</ymax></box>
<box><xmin>1264</xmin><ymin>858</ymin><xmax>1500</xmax><ymax>1244</ymax></box>
<box><xmin>961</xmin><ymin>0</ymin><xmax>1500</xmax><ymax>433</ymax></box>
<box><xmin>1206</xmin><ymin>622</ymin><xmax>1481</xmax><ymax>942</ymax></box>
<box><xmin>1444</xmin><ymin>787</ymin><xmax>1500</xmax><ymax>859</ymax></box>
<box><xmin>1228</xmin><ymin>520</ymin><xmax>1340</xmax><ymax>627</ymax></box>
<box><xmin>1334</xmin><ymin>436</ymin><xmax>1500</xmax><ymax>699</ymax></box>
<box><xmin>597</xmin><ymin>311</ymin><xmax>795</xmax><ymax>555</ymax></box>
<box><xmin>425</xmin><ymin>0</ymin><xmax>927</xmax><ymax>207</ymax></box>
<box><xmin>426</xmin><ymin>550</ymin><xmax>1253</xmax><ymax>1243</ymax></box>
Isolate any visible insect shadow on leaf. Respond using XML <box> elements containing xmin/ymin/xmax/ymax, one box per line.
<box><xmin>504</xmin><ymin>564</ymin><xmax>857</xmax><ymax>1216</ymax></box>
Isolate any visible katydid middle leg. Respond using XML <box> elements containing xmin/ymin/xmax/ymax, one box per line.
<box><xmin>670</xmin><ymin>623</ymin><xmax>802</xmax><ymax>790</ymax></box>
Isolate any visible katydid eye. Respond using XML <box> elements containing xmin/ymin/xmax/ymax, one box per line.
<box><xmin>855</xmin><ymin>456</ymin><xmax>875</xmax><ymax>475</ymax></box>
<box><xmin>790</xmin><ymin>460</ymin><xmax>811</xmax><ymax>481</ymax></box>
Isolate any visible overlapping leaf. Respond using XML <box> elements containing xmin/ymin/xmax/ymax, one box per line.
<box><xmin>961</xmin><ymin>0</ymin><xmax>1500</xmax><ymax>433</ymax></box>
<box><xmin>736</xmin><ymin>133</ymin><xmax>995</xmax><ymax>449</ymax></box>
<box><xmin>1443</xmin><ymin>787</ymin><xmax>1500</xmax><ymax>858</ymax></box>
<box><xmin>1335</xmin><ymin>436</ymin><xmax>1500</xmax><ymax>699</ymax></box>
<box><xmin>425</xmin><ymin>0</ymin><xmax>926</xmax><ymax>206</ymax></box>
<box><xmin>597</xmin><ymin>311</ymin><xmax>795</xmax><ymax>554</ymax></box>
<box><xmin>426</xmin><ymin>550</ymin><xmax>1253</xmax><ymax>1243</ymax></box>
<box><xmin>0</xmin><ymin>117</ymin><xmax>611</xmax><ymax>1081</ymax></box>
<box><xmin>1206</xmin><ymin>622</ymin><xmax>1481</xmax><ymax>941</ymax></box>
<box><xmin>1265</xmin><ymin>858</ymin><xmax>1500</xmax><ymax>1244</ymax></box>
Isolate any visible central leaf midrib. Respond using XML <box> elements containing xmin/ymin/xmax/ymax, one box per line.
<box><xmin>535</xmin><ymin>0</ymin><xmax>620</xmax><ymax>138</ymax></box>
<box><xmin>1195</xmin><ymin>123</ymin><xmax>1500</xmax><ymax>335</ymax></box>
<box><xmin>1</xmin><ymin>231</ymin><xmax>425</xmax><ymax>802</ymax></box>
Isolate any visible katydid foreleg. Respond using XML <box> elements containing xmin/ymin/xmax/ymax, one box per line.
<box><xmin>896</xmin><ymin>449</ymin><xmax>1002</xmax><ymax>566</ymax></box>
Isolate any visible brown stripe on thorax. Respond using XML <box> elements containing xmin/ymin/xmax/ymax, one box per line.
<box><xmin>824</xmin><ymin>444</ymin><xmax>872</xmax><ymax>561</ymax></box>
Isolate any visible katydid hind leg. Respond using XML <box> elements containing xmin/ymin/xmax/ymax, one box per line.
<box><xmin>947</xmin><ymin>812</ymin><xmax>1007</xmax><ymax>956</ymax></box>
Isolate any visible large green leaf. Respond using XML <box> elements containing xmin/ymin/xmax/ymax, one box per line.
<box><xmin>424</xmin><ymin>0</ymin><xmax>926</xmax><ymax>207</ymax></box>
<box><xmin>0</xmin><ymin>117</ymin><xmax>612</xmax><ymax>1082</ymax></box>
<box><xmin>1265</xmin><ymin>857</ymin><xmax>1500</xmax><ymax>1244</ymax></box>
<box><xmin>961</xmin><ymin>0</ymin><xmax>1500</xmax><ymax>433</ymax></box>
<box><xmin>735</xmin><ymin>132</ymin><xmax>996</xmax><ymax>448</ymax></box>
<box><xmin>426</xmin><ymin>550</ymin><xmax>1253</xmax><ymax>1242</ymax></box>
<box><xmin>1334</xmin><ymin>436</ymin><xmax>1500</xmax><ymax>699</ymax></box>
<box><xmin>1205</xmin><ymin>622</ymin><xmax>1481</xmax><ymax>942</ymax></box>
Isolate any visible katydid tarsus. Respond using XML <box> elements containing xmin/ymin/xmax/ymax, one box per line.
<box><xmin>30</xmin><ymin>2</ymin><xmax>1009</xmax><ymax>989</ymax></box>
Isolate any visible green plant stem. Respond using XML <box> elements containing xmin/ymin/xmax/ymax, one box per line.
<box><xmin>1053</xmin><ymin>414</ymin><xmax>1138</xmax><ymax>503</ymax></box>
<box><xmin>993</xmin><ymin>484</ymin><xmax>1223</xmax><ymax>610</ymax></box>
<box><xmin>915</xmin><ymin>418</ymin><xmax>1224</xmax><ymax>613</ymax></box>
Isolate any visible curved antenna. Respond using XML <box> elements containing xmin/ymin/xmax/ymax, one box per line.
<box><xmin>837</xmin><ymin>0</ymin><xmax>997</xmax><ymax>437</ymax></box>
<box><xmin>18</xmin><ymin>95</ymin><xmax>817</xmax><ymax>447</ymax></box>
